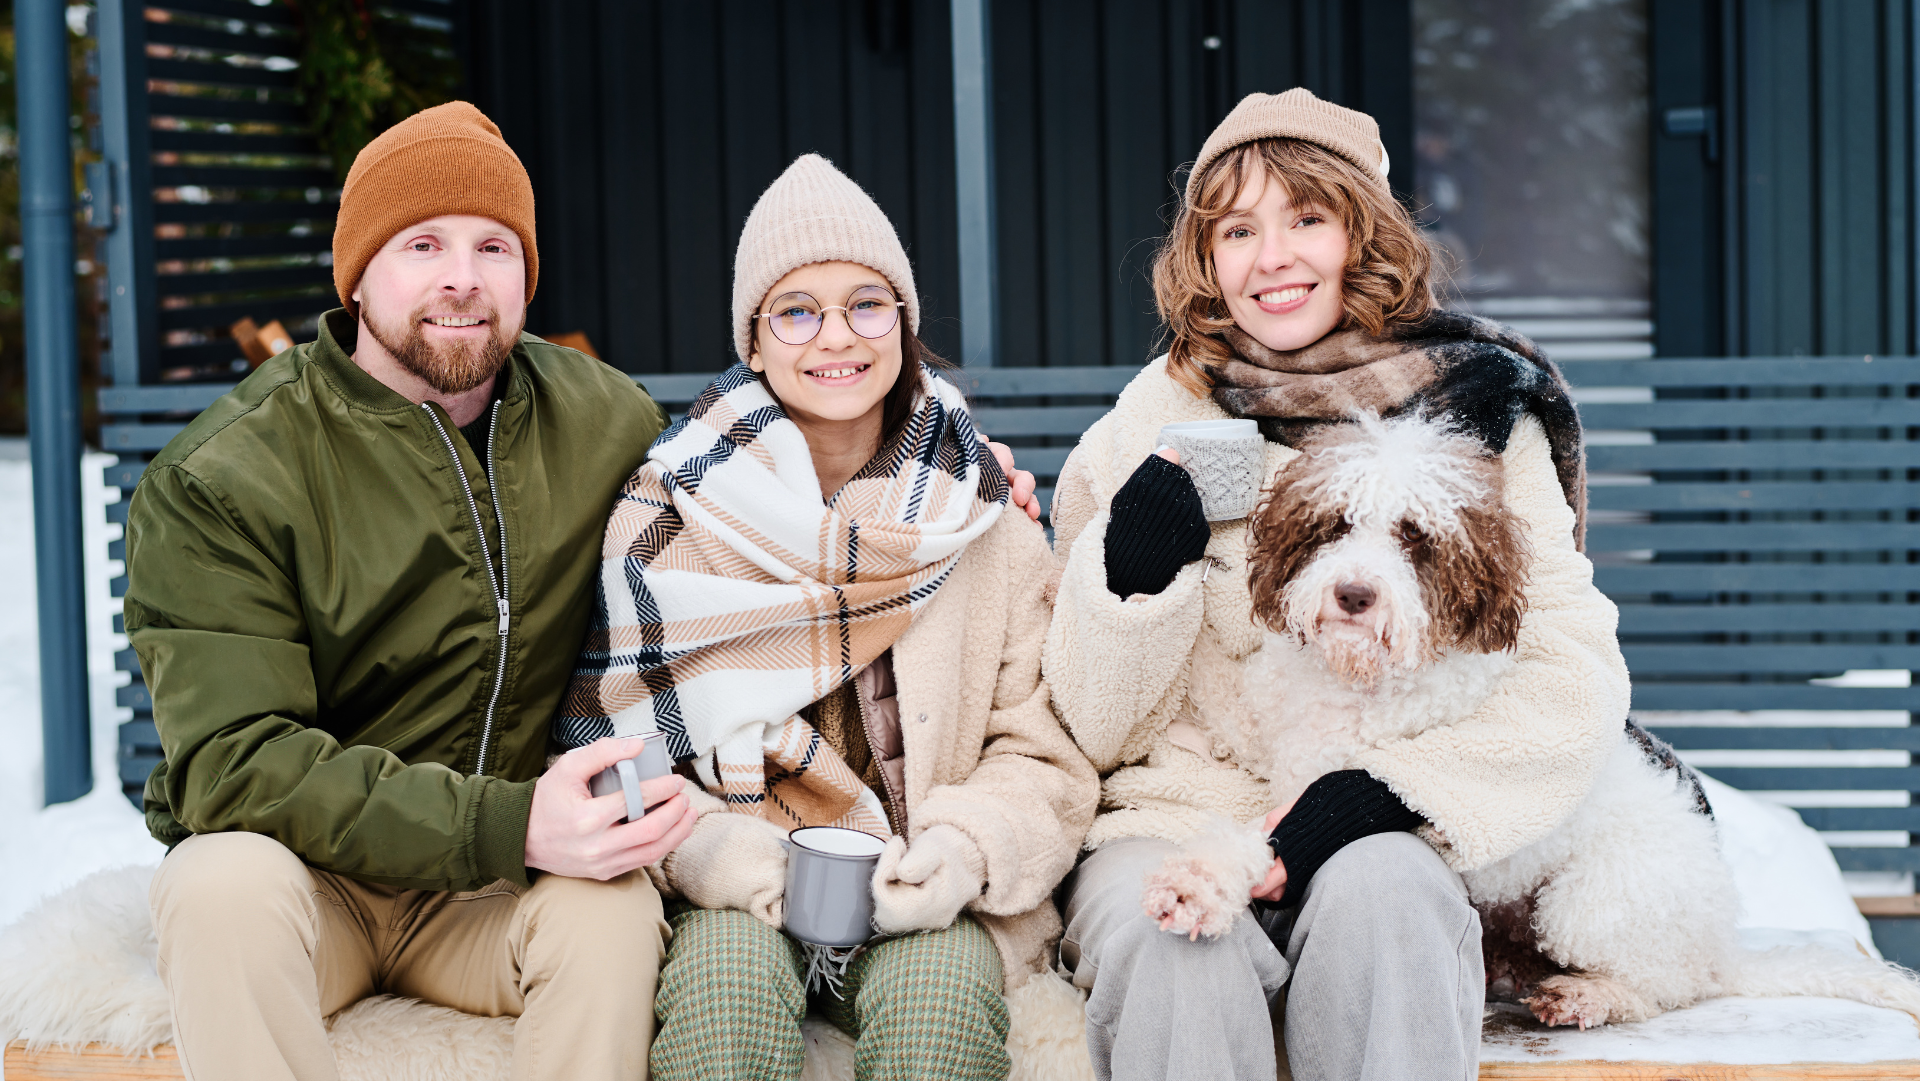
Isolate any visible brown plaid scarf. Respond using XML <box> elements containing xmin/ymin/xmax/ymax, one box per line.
<box><xmin>557</xmin><ymin>363</ymin><xmax>1008</xmax><ymax>834</ymax></box>
<box><xmin>1204</xmin><ymin>311</ymin><xmax>1589</xmax><ymax>548</ymax></box>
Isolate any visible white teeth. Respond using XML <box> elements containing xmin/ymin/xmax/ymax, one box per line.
<box><xmin>1256</xmin><ymin>286</ymin><xmax>1310</xmax><ymax>305</ymax></box>
<box><xmin>809</xmin><ymin>365</ymin><xmax>865</xmax><ymax>379</ymax></box>
<box><xmin>428</xmin><ymin>316</ymin><xmax>483</xmax><ymax>327</ymax></box>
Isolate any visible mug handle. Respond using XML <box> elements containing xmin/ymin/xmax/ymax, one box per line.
<box><xmin>616</xmin><ymin>757</ymin><xmax>646</xmax><ymax>823</ymax></box>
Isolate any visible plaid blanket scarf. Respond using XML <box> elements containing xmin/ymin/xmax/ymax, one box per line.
<box><xmin>558</xmin><ymin>363</ymin><xmax>1008</xmax><ymax>834</ymax></box>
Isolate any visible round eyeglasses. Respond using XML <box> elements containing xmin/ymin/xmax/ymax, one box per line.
<box><xmin>754</xmin><ymin>285</ymin><xmax>904</xmax><ymax>346</ymax></box>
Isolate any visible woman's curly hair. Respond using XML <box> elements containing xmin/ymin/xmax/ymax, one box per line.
<box><xmin>1153</xmin><ymin>138</ymin><xmax>1437</xmax><ymax>397</ymax></box>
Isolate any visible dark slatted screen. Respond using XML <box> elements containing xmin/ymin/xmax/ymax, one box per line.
<box><xmin>103</xmin><ymin>0</ymin><xmax>462</xmax><ymax>803</ymax></box>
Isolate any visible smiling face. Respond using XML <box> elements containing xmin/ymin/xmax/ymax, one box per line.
<box><xmin>1210</xmin><ymin>168</ymin><xmax>1350</xmax><ymax>353</ymax></box>
<box><xmin>749</xmin><ymin>260</ymin><xmax>904</xmax><ymax>434</ymax></box>
<box><xmin>352</xmin><ymin>214</ymin><xmax>526</xmax><ymax>394</ymax></box>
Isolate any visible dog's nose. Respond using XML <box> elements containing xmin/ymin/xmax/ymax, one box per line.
<box><xmin>1335</xmin><ymin>582</ymin><xmax>1375</xmax><ymax>615</ymax></box>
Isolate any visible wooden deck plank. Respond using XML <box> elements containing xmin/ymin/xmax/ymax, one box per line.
<box><xmin>1479</xmin><ymin>1062</ymin><xmax>1920</xmax><ymax>1079</ymax></box>
<box><xmin>4</xmin><ymin>1042</ymin><xmax>181</xmax><ymax>1079</ymax></box>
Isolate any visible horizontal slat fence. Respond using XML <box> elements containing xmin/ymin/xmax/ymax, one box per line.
<box><xmin>1563</xmin><ymin>355</ymin><xmax>1919</xmax><ymax>879</ymax></box>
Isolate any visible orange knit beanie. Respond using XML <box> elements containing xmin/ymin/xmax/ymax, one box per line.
<box><xmin>332</xmin><ymin>102</ymin><xmax>538</xmax><ymax>312</ymax></box>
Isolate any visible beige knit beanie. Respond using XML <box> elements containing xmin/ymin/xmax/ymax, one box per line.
<box><xmin>334</xmin><ymin>101</ymin><xmax>538</xmax><ymax>313</ymax></box>
<box><xmin>732</xmin><ymin>154</ymin><xmax>919</xmax><ymax>362</ymax></box>
<box><xmin>1186</xmin><ymin>89</ymin><xmax>1391</xmax><ymax>204</ymax></box>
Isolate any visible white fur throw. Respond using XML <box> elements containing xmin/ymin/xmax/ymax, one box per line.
<box><xmin>0</xmin><ymin>865</ymin><xmax>1093</xmax><ymax>1081</ymax></box>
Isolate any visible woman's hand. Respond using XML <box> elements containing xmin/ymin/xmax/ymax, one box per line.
<box><xmin>1103</xmin><ymin>448</ymin><xmax>1211</xmax><ymax>598</ymax></box>
<box><xmin>1250</xmin><ymin>796</ymin><xmax>1298</xmax><ymax>902</ymax></box>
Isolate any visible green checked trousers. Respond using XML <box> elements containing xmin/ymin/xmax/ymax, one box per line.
<box><xmin>650</xmin><ymin>906</ymin><xmax>1010</xmax><ymax>1081</ymax></box>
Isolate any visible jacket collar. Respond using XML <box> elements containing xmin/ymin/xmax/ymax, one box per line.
<box><xmin>310</xmin><ymin>308</ymin><xmax>533</xmax><ymax>415</ymax></box>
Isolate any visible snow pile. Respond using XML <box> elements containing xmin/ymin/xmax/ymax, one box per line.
<box><xmin>0</xmin><ymin>448</ymin><xmax>165</xmax><ymax>932</ymax></box>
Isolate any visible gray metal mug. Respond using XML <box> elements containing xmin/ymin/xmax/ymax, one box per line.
<box><xmin>782</xmin><ymin>826</ymin><xmax>887</xmax><ymax>948</ymax></box>
<box><xmin>589</xmin><ymin>732</ymin><xmax>673</xmax><ymax>823</ymax></box>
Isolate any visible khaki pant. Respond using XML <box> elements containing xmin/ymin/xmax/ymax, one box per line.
<box><xmin>150</xmin><ymin>831</ymin><xmax>671</xmax><ymax>1081</ymax></box>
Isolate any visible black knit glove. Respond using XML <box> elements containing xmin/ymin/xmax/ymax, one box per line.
<box><xmin>1266</xmin><ymin>770</ymin><xmax>1425</xmax><ymax>908</ymax></box>
<box><xmin>1103</xmin><ymin>455</ymin><xmax>1210</xmax><ymax>598</ymax></box>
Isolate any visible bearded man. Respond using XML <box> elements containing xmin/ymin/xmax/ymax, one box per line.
<box><xmin>127</xmin><ymin>103</ymin><xmax>700</xmax><ymax>1081</ymax></box>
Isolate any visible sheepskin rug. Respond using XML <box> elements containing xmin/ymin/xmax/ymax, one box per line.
<box><xmin>0</xmin><ymin>865</ymin><xmax>1095</xmax><ymax>1081</ymax></box>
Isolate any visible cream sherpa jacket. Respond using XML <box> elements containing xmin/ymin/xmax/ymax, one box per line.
<box><xmin>659</xmin><ymin>509</ymin><xmax>1100</xmax><ymax>989</ymax></box>
<box><xmin>1044</xmin><ymin>358</ymin><xmax>1632</xmax><ymax>873</ymax></box>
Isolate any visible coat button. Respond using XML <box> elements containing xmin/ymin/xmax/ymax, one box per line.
<box><xmin>918</xmin><ymin>713</ymin><xmax>928</xmax><ymax>723</ymax></box>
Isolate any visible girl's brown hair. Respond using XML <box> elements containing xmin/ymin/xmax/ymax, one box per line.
<box><xmin>1153</xmin><ymin>138</ymin><xmax>1437</xmax><ymax>397</ymax></box>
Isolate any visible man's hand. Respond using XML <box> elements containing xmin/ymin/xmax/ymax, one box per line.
<box><xmin>987</xmin><ymin>440</ymin><xmax>1041</xmax><ymax>521</ymax></box>
<box><xmin>1251</xmin><ymin>797</ymin><xmax>1297</xmax><ymax>903</ymax></box>
<box><xmin>525</xmin><ymin>737</ymin><xmax>697</xmax><ymax>880</ymax></box>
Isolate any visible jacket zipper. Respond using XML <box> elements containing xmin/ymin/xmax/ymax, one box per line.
<box><xmin>423</xmin><ymin>402</ymin><xmax>511</xmax><ymax>776</ymax></box>
<box><xmin>853</xmin><ymin>667</ymin><xmax>907</xmax><ymax>835</ymax></box>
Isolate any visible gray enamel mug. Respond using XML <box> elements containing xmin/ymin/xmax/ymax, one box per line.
<box><xmin>589</xmin><ymin>732</ymin><xmax>673</xmax><ymax>823</ymax></box>
<box><xmin>782</xmin><ymin>826</ymin><xmax>887</xmax><ymax>948</ymax></box>
<box><xmin>1156</xmin><ymin>418</ymin><xmax>1265</xmax><ymax>521</ymax></box>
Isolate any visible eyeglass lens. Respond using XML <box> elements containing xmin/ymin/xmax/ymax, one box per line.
<box><xmin>765</xmin><ymin>286</ymin><xmax>900</xmax><ymax>346</ymax></box>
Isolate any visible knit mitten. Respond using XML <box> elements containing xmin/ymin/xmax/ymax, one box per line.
<box><xmin>659</xmin><ymin>808</ymin><xmax>790</xmax><ymax>929</ymax></box>
<box><xmin>870</xmin><ymin>824</ymin><xmax>987</xmax><ymax>934</ymax></box>
<box><xmin>1104</xmin><ymin>454</ymin><xmax>1210</xmax><ymax>598</ymax></box>
<box><xmin>1267</xmin><ymin>770</ymin><xmax>1425</xmax><ymax>907</ymax></box>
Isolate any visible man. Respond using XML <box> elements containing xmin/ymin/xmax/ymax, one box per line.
<box><xmin>131</xmin><ymin>103</ymin><xmax>702</xmax><ymax>1081</ymax></box>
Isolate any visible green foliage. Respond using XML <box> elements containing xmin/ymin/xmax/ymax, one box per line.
<box><xmin>291</xmin><ymin>0</ymin><xmax>462</xmax><ymax>181</ymax></box>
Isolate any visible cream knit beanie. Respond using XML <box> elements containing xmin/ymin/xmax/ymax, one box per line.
<box><xmin>732</xmin><ymin>154</ymin><xmax>919</xmax><ymax>362</ymax></box>
<box><xmin>1186</xmin><ymin>89</ymin><xmax>1391</xmax><ymax>204</ymax></box>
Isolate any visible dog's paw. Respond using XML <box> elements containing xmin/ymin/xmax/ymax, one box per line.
<box><xmin>1140</xmin><ymin>856</ymin><xmax>1242</xmax><ymax>941</ymax></box>
<box><xmin>1522</xmin><ymin>974</ymin><xmax>1644</xmax><ymax>1030</ymax></box>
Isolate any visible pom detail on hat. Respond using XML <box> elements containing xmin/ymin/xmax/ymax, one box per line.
<box><xmin>332</xmin><ymin>101</ymin><xmax>538</xmax><ymax>313</ymax></box>
<box><xmin>1186</xmin><ymin>88</ymin><xmax>1390</xmax><ymax>204</ymax></box>
<box><xmin>732</xmin><ymin>154</ymin><xmax>919</xmax><ymax>362</ymax></box>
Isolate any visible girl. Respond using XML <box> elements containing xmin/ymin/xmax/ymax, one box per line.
<box><xmin>560</xmin><ymin>154</ymin><xmax>1097</xmax><ymax>1081</ymax></box>
<box><xmin>1044</xmin><ymin>89</ymin><xmax>1630</xmax><ymax>1081</ymax></box>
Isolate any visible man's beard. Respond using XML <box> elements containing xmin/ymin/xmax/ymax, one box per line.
<box><xmin>364</xmin><ymin>297</ymin><xmax>516</xmax><ymax>395</ymax></box>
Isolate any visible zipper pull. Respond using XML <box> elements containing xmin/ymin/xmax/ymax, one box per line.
<box><xmin>496</xmin><ymin>599</ymin><xmax>509</xmax><ymax>636</ymax></box>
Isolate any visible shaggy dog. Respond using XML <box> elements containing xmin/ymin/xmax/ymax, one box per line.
<box><xmin>1139</xmin><ymin>412</ymin><xmax>1920</xmax><ymax>1029</ymax></box>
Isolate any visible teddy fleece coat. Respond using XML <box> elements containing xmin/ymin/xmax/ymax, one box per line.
<box><xmin>657</xmin><ymin>509</ymin><xmax>1101</xmax><ymax>990</ymax></box>
<box><xmin>1044</xmin><ymin>357</ymin><xmax>1632</xmax><ymax>873</ymax></box>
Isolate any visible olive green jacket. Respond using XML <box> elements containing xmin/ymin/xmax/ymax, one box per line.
<box><xmin>126</xmin><ymin>309</ymin><xmax>669</xmax><ymax>891</ymax></box>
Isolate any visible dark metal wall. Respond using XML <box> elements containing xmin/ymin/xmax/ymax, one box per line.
<box><xmin>1652</xmin><ymin>0</ymin><xmax>1917</xmax><ymax>358</ymax></box>
<box><xmin>465</xmin><ymin>0</ymin><xmax>962</xmax><ymax>373</ymax></box>
<box><xmin>466</xmin><ymin>0</ymin><xmax>1412</xmax><ymax>374</ymax></box>
<box><xmin>991</xmin><ymin>0</ymin><xmax>1411</xmax><ymax>370</ymax></box>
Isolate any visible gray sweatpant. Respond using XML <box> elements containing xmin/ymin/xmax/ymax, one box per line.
<box><xmin>1061</xmin><ymin>832</ymin><xmax>1483</xmax><ymax>1081</ymax></box>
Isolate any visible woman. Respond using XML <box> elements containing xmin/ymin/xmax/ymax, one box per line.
<box><xmin>560</xmin><ymin>154</ymin><xmax>1097</xmax><ymax>1081</ymax></box>
<box><xmin>1044</xmin><ymin>90</ymin><xmax>1630</xmax><ymax>1081</ymax></box>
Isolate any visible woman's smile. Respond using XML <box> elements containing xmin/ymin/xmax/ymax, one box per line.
<box><xmin>1252</xmin><ymin>284</ymin><xmax>1316</xmax><ymax>314</ymax></box>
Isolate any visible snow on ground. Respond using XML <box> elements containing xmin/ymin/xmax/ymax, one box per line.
<box><xmin>0</xmin><ymin>444</ymin><xmax>166</xmax><ymax>932</ymax></box>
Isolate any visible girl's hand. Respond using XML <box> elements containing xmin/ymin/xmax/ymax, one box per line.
<box><xmin>986</xmin><ymin>440</ymin><xmax>1042</xmax><ymax>520</ymax></box>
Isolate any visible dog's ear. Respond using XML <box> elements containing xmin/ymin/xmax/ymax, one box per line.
<box><xmin>1246</xmin><ymin>463</ymin><xmax>1348</xmax><ymax>633</ymax></box>
<box><xmin>1422</xmin><ymin>468</ymin><xmax>1532</xmax><ymax>654</ymax></box>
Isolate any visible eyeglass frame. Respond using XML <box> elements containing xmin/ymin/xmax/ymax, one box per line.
<box><xmin>751</xmin><ymin>286</ymin><xmax>906</xmax><ymax>347</ymax></box>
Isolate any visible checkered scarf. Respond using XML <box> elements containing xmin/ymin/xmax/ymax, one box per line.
<box><xmin>558</xmin><ymin>363</ymin><xmax>1007</xmax><ymax>833</ymax></box>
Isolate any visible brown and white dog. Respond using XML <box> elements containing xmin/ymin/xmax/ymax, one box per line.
<box><xmin>1138</xmin><ymin>411</ymin><xmax>1920</xmax><ymax>1029</ymax></box>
